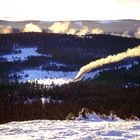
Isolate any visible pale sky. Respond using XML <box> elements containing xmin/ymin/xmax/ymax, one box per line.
<box><xmin>0</xmin><ymin>0</ymin><xmax>140</xmax><ymax>21</ymax></box>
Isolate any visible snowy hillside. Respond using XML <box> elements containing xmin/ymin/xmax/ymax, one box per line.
<box><xmin>1</xmin><ymin>46</ymin><xmax>139</xmax><ymax>86</ymax></box>
<box><xmin>0</xmin><ymin>33</ymin><xmax>140</xmax><ymax>86</ymax></box>
<box><xmin>0</xmin><ymin>115</ymin><xmax>140</xmax><ymax>140</ymax></box>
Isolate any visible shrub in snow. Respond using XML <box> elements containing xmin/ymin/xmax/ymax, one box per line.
<box><xmin>79</xmin><ymin>108</ymin><xmax>89</xmax><ymax>119</ymax></box>
<box><xmin>65</xmin><ymin>113</ymin><xmax>75</xmax><ymax>120</ymax></box>
<box><xmin>76</xmin><ymin>108</ymin><xmax>90</xmax><ymax>120</ymax></box>
<box><xmin>128</xmin><ymin>115</ymin><xmax>139</xmax><ymax>121</ymax></box>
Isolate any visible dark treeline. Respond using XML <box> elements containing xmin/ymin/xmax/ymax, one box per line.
<box><xmin>0</xmin><ymin>32</ymin><xmax>140</xmax><ymax>59</ymax></box>
<box><xmin>0</xmin><ymin>80</ymin><xmax>140</xmax><ymax>124</ymax></box>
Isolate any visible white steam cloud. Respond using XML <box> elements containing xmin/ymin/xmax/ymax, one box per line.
<box><xmin>134</xmin><ymin>27</ymin><xmax>140</xmax><ymax>39</ymax></box>
<box><xmin>0</xmin><ymin>25</ymin><xmax>12</xmax><ymax>34</ymax></box>
<box><xmin>67</xmin><ymin>28</ymin><xmax>77</xmax><ymax>35</ymax></box>
<box><xmin>48</xmin><ymin>22</ymin><xmax>70</xmax><ymax>33</ymax></box>
<box><xmin>121</xmin><ymin>31</ymin><xmax>131</xmax><ymax>38</ymax></box>
<box><xmin>48</xmin><ymin>22</ymin><xmax>104</xmax><ymax>36</ymax></box>
<box><xmin>110</xmin><ymin>32</ymin><xmax>131</xmax><ymax>38</ymax></box>
<box><xmin>77</xmin><ymin>26</ymin><xmax>89</xmax><ymax>36</ymax></box>
<box><xmin>91</xmin><ymin>28</ymin><xmax>104</xmax><ymax>34</ymax></box>
<box><xmin>23</xmin><ymin>23</ymin><xmax>42</xmax><ymax>32</ymax></box>
<box><xmin>73</xmin><ymin>45</ymin><xmax>140</xmax><ymax>82</ymax></box>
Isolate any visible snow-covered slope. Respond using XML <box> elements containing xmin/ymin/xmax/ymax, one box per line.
<box><xmin>0</xmin><ymin>117</ymin><xmax>140</xmax><ymax>140</ymax></box>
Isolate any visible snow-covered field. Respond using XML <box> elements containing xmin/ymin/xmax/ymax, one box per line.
<box><xmin>0</xmin><ymin>115</ymin><xmax>140</xmax><ymax>140</ymax></box>
<box><xmin>15</xmin><ymin>70</ymin><xmax>75</xmax><ymax>86</ymax></box>
<box><xmin>17</xmin><ymin>70</ymin><xmax>76</xmax><ymax>82</ymax></box>
<box><xmin>15</xmin><ymin>69</ymin><xmax>104</xmax><ymax>86</ymax></box>
<box><xmin>1</xmin><ymin>47</ymin><xmax>51</xmax><ymax>62</ymax></box>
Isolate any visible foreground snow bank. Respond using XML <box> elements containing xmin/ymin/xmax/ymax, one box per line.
<box><xmin>0</xmin><ymin>116</ymin><xmax>140</xmax><ymax>140</ymax></box>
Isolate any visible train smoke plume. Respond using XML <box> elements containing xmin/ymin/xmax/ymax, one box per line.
<box><xmin>73</xmin><ymin>45</ymin><xmax>140</xmax><ymax>82</ymax></box>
